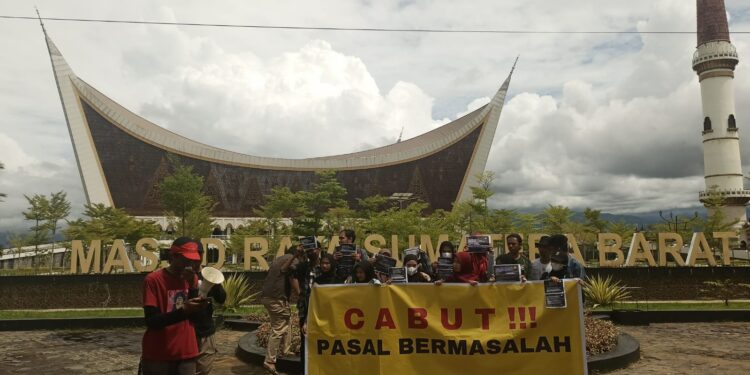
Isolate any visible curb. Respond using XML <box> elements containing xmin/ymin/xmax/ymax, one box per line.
<box><xmin>236</xmin><ymin>330</ymin><xmax>302</xmax><ymax>374</ymax></box>
<box><xmin>223</xmin><ymin>319</ymin><xmax>263</xmax><ymax>332</ymax></box>
<box><xmin>587</xmin><ymin>333</ymin><xmax>641</xmax><ymax>373</ymax></box>
<box><xmin>607</xmin><ymin>309</ymin><xmax>750</xmax><ymax>325</ymax></box>
<box><xmin>0</xmin><ymin>317</ymin><xmax>143</xmax><ymax>331</ymax></box>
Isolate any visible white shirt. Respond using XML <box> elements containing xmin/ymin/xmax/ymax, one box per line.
<box><xmin>530</xmin><ymin>259</ymin><xmax>552</xmax><ymax>281</ymax></box>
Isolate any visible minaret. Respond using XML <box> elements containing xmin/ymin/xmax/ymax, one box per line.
<box><xmin>693</xmin><ymin>0</ymin><xmax>750</xmax><ymax>227</ymax></box>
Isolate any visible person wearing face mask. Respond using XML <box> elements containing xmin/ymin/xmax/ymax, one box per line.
<box><xmin>403</xmin><ymin>254</ymin><xmax>431</xmax><ymax>283</ymax></box>
<box><xmin>529</xmin><ymin>236</ymin><xmax>554</xmax><ymax>281</ymax></box>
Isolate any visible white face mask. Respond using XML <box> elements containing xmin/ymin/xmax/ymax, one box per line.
<box><xmin>406</xmin><ymin>266</ymin><xmax>418</xmax><ymax>276</ymax></box>
<box><xmin>551</xmin><ymin>262</ymin><xmax>564</xmax><ymax>271</ymax></box>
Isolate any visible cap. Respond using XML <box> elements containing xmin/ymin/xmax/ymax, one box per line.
<box><xmin>549</xmin><ymin>234</ymin><xmax>568</xmax><ymax>249</ymax></box>
<box><xmin>170</xmin><ymin>242</ymin><xmax>201</xmax><ymax>261</ymax></box>
<box><xmin>536</xmin><ymin>236</ymin><xmax>552</xmax><ymax>247</ymax></box>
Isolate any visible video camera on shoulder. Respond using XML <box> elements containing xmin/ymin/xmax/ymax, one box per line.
<box><xmin>300</xmin><ymin>236</ymin><xmax>318</xmax><ymax>251</ymax></box>
<box><xmin>467</xmin><ymin>235</ymin><xmax>492</xmax><ymax>253</ymax></box>
<box><xmin>374</xmin><ymin>254</ymin><xmax>397</xmax><ymax>275</ymax></box>
<box><xmin>336</xmin><ymin>243</ymin><xmax>357</xmax><ymax>279</ymax></box>
<box><xmin>403</xmin><ymin>246</ymin><xmax>422</xmax><ymax>260</ymax></box>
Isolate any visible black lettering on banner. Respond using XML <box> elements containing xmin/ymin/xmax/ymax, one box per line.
<box><xmin>347</xmin><ymin>339</ymin><xmax>361</xmax><ymax>355</ymax></box>
<box><xmin>503</xmin><ymin>339</ymin><xmax>519</xmax><ymax>353</ymax></box>
<box><xmin>448</xmin><ymin>340</ymin><xmax>467</xmax><ymax>355</ymax></box>
<box><xmin>362</xmin><ymin>340</ymin><xmax>376</xmax><ymax>355</ymax></box>
<box><xmin>400</xmin><ymin>338</ymin><xmax>414</xmax><ymax>354</ymax></box>
<box><xmin>520</xmin><ymin>338</ymin><xmax>535</xmax><ymax>353</ymax></box>
<box><xmin>469</xmin><ymin>340</ymin><xmax>485</xmax><ymax>355</ymax></box>
<box><xmin>554</xmin><ymin>336</ymin><xmax>571</xmax><ymax>353</ymax></box>
<box><xmin>317</xmin><ymin>340</ymin><xmax>330</xmax><ymax>355</ymax></box>
<box><xmin>536</xmin><ymin>336</ymin><xmax>552</xmax><ymax>352</ymax></box>
<box><xmin>332</xmin><ymin>340</ymin><xmax>346</xmax><ymax>355</ymax></box>
<box><xmin>416</xmin><ymin>338</ymin><xmax>429</xmax><ymax>354</ymax></box>
<box><xmin>432</xmin><ymin>339</ymin><xmax>446</xmax><ymax>354</ymax></box>
<box><xmin>487</xmin><ymin>339</ymin><xmax>502</xmax><ymax>354</ymax></box>
<box><xmin>378</xmin><ymin>340</ymin><xmax>391</xmax><ymax>355</ymax></box>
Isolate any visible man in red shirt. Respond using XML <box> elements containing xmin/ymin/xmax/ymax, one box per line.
<box><xmin>140</xmin><ymin>237</ymin><xmax>207</xmax><ymax>375</ymax></box>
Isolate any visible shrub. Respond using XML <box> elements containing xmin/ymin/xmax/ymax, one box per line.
<box><xmin>701</xmin><ymin>279</ymin><xmax>750</xmax><ymax>306</ymax></box>
<box><xmin>585</xmin><ymin>315</ymin><xmax>618</xmax><ymax>356</ymax></box>
<box><xmin>583</xmin><ymin>275</ymin><xmax>631</xmax><ymax>308</ymax></box>
<box><xmin>256</xmin><ymin>312</ymin><xmax>302</xmax><ymax>354</ymax></box>
<box><xmin>218</xmin><ymin>273</ymin><xmax>258</xmax><ymax>314</ymax></box>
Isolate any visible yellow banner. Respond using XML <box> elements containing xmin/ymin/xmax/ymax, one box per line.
<box><xmin>307</xmin><ymin>281</ymin><xmax>587</xmax><ymax>375</ymax></box>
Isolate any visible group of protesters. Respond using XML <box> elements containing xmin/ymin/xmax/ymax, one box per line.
<box><xmin>259</xmin><ymin>229</ymin><xmax>586</xmax><ymax>374</ymax></box>
<box><xmin>136</xmin><ymin>231</ymin><xmax>585</xmax><ymax>375</ymax></box>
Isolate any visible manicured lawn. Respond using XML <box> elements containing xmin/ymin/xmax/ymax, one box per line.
<box><xmin>0</xmin><ymin>308</ymin><xmax>143</xmax><ymax>319</ymax></box>
<box><xmin>0</xmin><ymin>305</ymin><xmax>266</xmax><ymax>320</ymax></box>
<box><xmin>593</xmin><ymin>301</ymin><xmax>750</xmax><ymax>311</ymax></box>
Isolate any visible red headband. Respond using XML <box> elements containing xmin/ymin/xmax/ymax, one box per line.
<box><xmin>170</xmin><ymin>242</ymin><xmax>201</xmax><ymax>261</ymax></box>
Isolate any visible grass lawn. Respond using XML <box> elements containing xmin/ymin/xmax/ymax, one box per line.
<box><xmin>593</xmin><ymin>301</ymin><xmax>750</xmax><ymax>311</ymax></box>
<box><xmin>0</xmin><ymin>305</ymin><xmax>266</xmax><ymax>320</ymax></box>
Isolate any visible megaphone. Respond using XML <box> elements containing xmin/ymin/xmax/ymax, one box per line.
<box><xmin>199</xmin><ymin>267</ymin><xmax>225</xmax><ymax>298</ymax></box>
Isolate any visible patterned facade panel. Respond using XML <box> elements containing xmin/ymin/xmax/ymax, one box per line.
<box><xmin>82</xmin><ymin>99</ymin><xmax>481</xmax><ymax>216</ymax></box>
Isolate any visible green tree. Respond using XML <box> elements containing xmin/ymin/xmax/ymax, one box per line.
<box><xmin>356</xmin><ymin>195</ymin><xmax>389</xmax><ymax>219</ymax></box>
<box><xmin>365</xmin><ymin>201</ymin><xmax>430</xmax><ymax>250</ymax></box>
<box><xmin>608</xmin><ymin>221</ymin><xmax>635</xmax><ymax>248</ymax></box>
<box><xmin>469</xmin><ymin>171</ymin><xmax>496</xmax><ymax>230</ymax></box>
<box><xmin>255</xmin><ymin>186</ymin><xmax>304</xmax><ymax>237</ymax></box>
<box><xmin>699</xmin><ymin>188</ymin><xmax>739</xmax><ymax>247</ymax></box>
<box><xmin>296</xmin><ymin>170</ymin><xmax>349</xmax><ymax>236</ymax></box>
<box><xmin>45</xmin><ymin>191</ymin><xmax>71</xmax><ymax>269</ymax></box>
<box><xmin>65</xmin><ymin>203</ymin><xmax>160</xmax><ymax>262</ymax></box>
<box><xmin>23</xmin><ymin>194</ymin><xmax>50</xmax><ymax>269</ymax></box>
<box><xmin>159</xmin><ymin>164</ymin><xmax>215</xmax><ymax>238</ymax></box>
<box><xmin>7</xmin><ymin>232</ymin><xmax>29</xmax><ymax>267</ymax></box>
<box><xmin>487</xmin><ymin>209</ymin><xmax>517</xmax><ymax>234</ymax></box>
<box><xmin>539</xmin><ymin>205</ymin><xmax>574</xmax><ymax>234</ymax></box>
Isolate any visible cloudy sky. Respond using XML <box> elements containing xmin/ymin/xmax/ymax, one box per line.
<box><xmin>1</xmin><ymin>0</ymin><xmax>750</xmax><ymax>232</ymax></box>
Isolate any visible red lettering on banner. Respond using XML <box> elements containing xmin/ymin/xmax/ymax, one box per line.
<box><xmin>375</xmin><ymin>308</ymin><xmax>396</xmax><ymax>329</ymax></box>
<box><xmin>408</xmin><ymin>308</ymin><xmax>428</xmax><ymax>329</ymax></box>
<box><xmin>474</xmin><ymin>308</ymin><xmax>495</xmax><ymax>330</ymax></box>
<box><xmin>344</xmin><ymin>308</ymin><xmax>364</xmax><ymax>330</ymax></box>
<box><xmin>441</xmin><ymin>308</ymin><xmax>463</xmax><ymax>330</ymax></box>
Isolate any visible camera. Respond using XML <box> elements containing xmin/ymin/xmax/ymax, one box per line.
<box><xmin>467</xmin><ymin>235</ymin><xmax>491</xmax><ymax>253</ymax></box>
<box><xmin>336</xmin><ymin>244</ymin><xmax>357</xmax><ymax>279</ymax></box>
<box><xmin>374</xmin><ymin>254</ymin><xmax>397</xmax><ymax>275</ymax></box>
<box><xmin>437</xmin><ymin>252</ymin><xmax>454</xmax><ymax>280</ymax></box>
<box><xmin>300</xmin><ymin>236</ymin><xmax>318</xmax><ymax>251</ymax></box>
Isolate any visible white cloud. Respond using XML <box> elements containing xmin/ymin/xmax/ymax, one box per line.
<box><xmin>1</xmin><ymin>0</ymin><xmax>750</xmax><ymax>235</ymax></box>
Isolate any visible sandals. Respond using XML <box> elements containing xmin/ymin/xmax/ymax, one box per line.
<box><xmin>263</xmin><ymin>361</ymin><xmax>280</xmax><ymax>375</ymax></box>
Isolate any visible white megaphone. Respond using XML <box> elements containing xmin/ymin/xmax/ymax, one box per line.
<box><xmin>199</xmin><ymin>267</ymin><xmax>225</xmax><ymax>298</ymax></box>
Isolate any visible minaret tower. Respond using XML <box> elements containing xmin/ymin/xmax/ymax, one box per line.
<box><xmin>693</xmin><ymin>0</ymin><xmax>750</xmax><ymax>226</ymax></box>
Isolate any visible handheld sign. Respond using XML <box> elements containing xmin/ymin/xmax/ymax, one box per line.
<box><xmin>467</xmin><ymin>235</ymin><xmax>492</xmax><ymax>253</ymax></box>
<box><xmin>494</xmin><ymin>264</ymin><xmax>522</xmax><ymax>282</ymax></box>
<box><xmin>389</xmin><ymin>267</ymin><xmax>408</xmax><ymax>284</ymax></box>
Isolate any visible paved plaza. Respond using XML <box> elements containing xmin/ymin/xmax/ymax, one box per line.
<box><xmin>1</xmin><ymin>322</ymin><xmax>749</xmax><ymax>374</ymax></box>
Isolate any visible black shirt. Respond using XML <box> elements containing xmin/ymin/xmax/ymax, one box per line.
<box><xmin>191</xmin><ymin>284</ymin><xmax>227</xmax><ymax>338</ymax></box>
